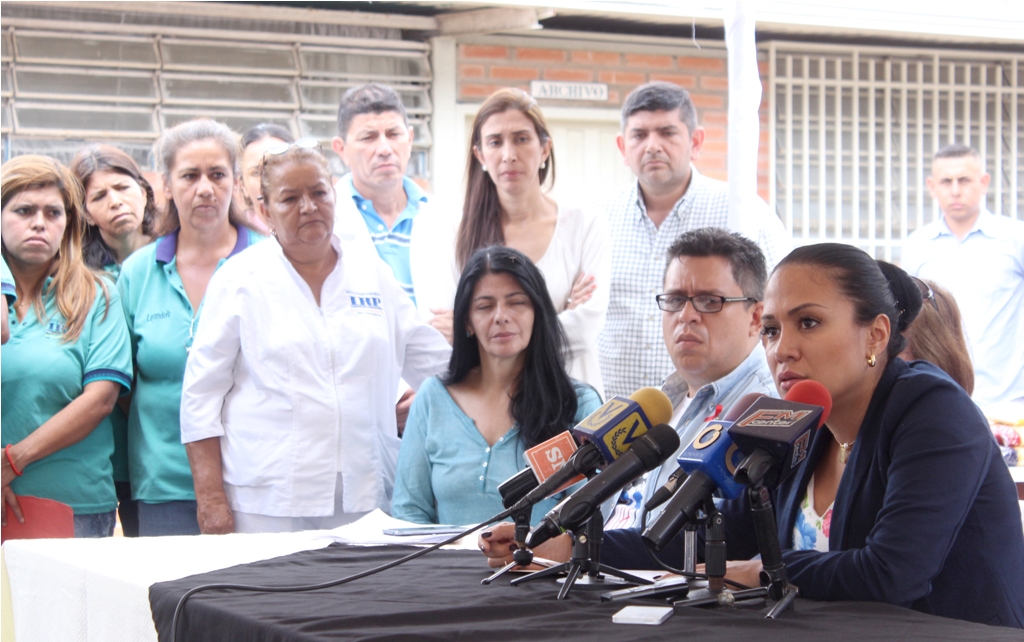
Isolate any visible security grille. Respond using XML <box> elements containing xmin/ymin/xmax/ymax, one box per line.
<box><xmin>768</xmin><ymin>41</ymin><xmax>1023</xmax><ymax>263</ymax></box>
<box><xmin>0</xmin><ymin>8</ymin><xmax>433</xmax><ymax>179</ymax></box>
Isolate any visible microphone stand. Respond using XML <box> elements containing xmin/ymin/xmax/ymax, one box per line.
<box><xmin>510</xmin><ymin>507</ymin><xmax>653</xmax><ymax>600</ymax></box>
<box><xmin>747</xmin><ymin>484</ymin><xmax>799</xmax><ymax>618</ymax></box>
<box><xmin>481</xmin><ymin>505</ymin><xmax>534</xmax><ymax>585</ymax></box>
<box><xmin>670</xmin><ymin>499</ymin><xmax>770</xmax><ymax>612</ymax></box>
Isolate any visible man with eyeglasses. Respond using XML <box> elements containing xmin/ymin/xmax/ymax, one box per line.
<box><xmin>902</xmin><ymin>144</ymin><xmax>1024</xmax><ymax>407</ymax></box>
<box><xmin>603</xmin><ymin>227</ymin><xmax>778</xmax><ymax>531</ymax></box>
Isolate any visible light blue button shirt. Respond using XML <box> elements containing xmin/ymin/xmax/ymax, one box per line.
<box><xmin>345</xmin><ymin>175</ymin><xmax>427</xmax><ymax>306</ymax></box>
<box><xmin>902</xmin><ymin>209</ymin><xmax>1024</xmax><ymax>406</ymax></box>
<box><xmin>392</xmin><ymin>377</ymin><xmax>604</xmax><ymax>526</ymax></box>
<box><xmin>605</xmin><ymin>343</ymin><xmax>779</xmax><ymax>531</ymax></box>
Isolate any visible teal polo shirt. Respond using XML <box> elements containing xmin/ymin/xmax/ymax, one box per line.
<box><xmin>100</xmin><ymin>262</ymin><xmax>130</xmax><ymax>483</ymax></box>
<box><xmin>117</xmin><ymin>225</ymin><xmax>260</xmax><ymax>503</ymax></box>
<box><xmin>1</xmin><ymin>256</ymin><xmax>15</xmax><ymax>303</ymax></box>
<box><xmin>1</xmin><ymin>280</ymin><xmax>132</xmax><ymax>514</ymax></box>
<box><xmin>345</xmin><ymin>175</ymin><xmax>427</xmax><ymax>305</ymax></box>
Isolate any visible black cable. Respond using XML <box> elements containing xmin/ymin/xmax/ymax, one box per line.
<box><xmin>639</xmin><ymin>507</ymin><xmax>751</xmax><ymax>591</ymax></box>
<box><xmin>169</xmin><ymin>507</ymin><xmax>513</xmax><ymax>642</ymax></box>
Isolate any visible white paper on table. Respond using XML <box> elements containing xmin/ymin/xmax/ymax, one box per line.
<box><xmin>320</xmin><ymin>509</ymin><xmax>483</xmax><ymax>550</ymax></box>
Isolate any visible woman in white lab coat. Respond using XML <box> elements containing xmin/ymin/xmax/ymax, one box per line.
<box><xmin>180</xmin><ymin>141</ymin><xmax>451</xmax><ymax>534</ymax></box>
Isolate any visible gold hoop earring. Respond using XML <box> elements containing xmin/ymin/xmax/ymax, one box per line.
<box><xmin>867</xmin><ymin>354</ymin><xmax>877</xmax><ymax>367</ymax></box>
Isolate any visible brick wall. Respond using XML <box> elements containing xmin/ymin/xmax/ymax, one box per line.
<box><xmin>457</xmin><ymin>43</ymin><xmax>771</xmax><ymax>201</ymax></box>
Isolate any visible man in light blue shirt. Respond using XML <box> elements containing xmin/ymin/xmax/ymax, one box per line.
<box><xmin>332</xmin><ymin>83</ymin><xmax>458</xmax><ymax>432</ymax></box>
<box><xmin>605</xmin><ymin>227</ymin><xmax>778</xmax><ymax>531</ymax></box>
<box><xmin>902</xmin><ymin>145</ymin><xmax>1024</xmax><ymax>407</ymax></box>
<box><xmin>331</xmin><ymin>83</ymin><xmax>427</xmax><ymax>307</ymax></box>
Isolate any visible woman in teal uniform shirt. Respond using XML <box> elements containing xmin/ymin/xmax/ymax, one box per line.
<box><xmin>118</xmin><ymin>118</ymin><xmax>261</xmax><ymax>536</ymax></box>
<box><xmin>71</xmin><ymin>144</ymin><xmax>158</xmax><ymax>538</ymax></box>
<box><xmin>1</xmin><ymin>155</ymin><xmax>132</xmax><ymax>537</ymax></box>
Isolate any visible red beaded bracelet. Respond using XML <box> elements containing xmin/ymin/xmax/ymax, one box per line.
<box><xmin>5</xmin><ymin>444</ymin><xmax>23</xmax><ymax>476</ymax></box>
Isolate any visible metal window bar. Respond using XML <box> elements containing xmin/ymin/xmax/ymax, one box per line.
<box><xmin>2</xmin><ymin>24</ymin><xmax>432</xmax><ymax>177</ymax></box>
<box><xmin>770</xmin><ymin>42</ymin><xmax>1024</xmax><ymax>261</ymax></box>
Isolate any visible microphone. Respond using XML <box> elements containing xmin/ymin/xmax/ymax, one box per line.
<box><xmin>729</xmin><ymin>380</ymin><xmax>832</xmax><ymax>488</ymax></box>
<box><xmin>644</xmin><ymin>392</ymin><xmax>765</xmax><ymax>512</ymax></box>
<box><xmin>642</xmin><ymin>384</ymin><xmax>831</xmax><ymax>551</ymax></box>
<box><xmin>499</xmin><ymin>432</ymin><xmax>582</xmax><ymax>509</ymax></box>
<box><xmin>572</xmin><ymin>387</ymin><xmax>673</xmax><ymax>462</ymax></box>
<box><xmin>509</xmin><ymin>387</ymin><xmax>672</xmax><ymax>512</ymax></box>
<box><xmin>526</xmin><ymin>424</ymin><xmax>680</xmax><ymax>549</ymax></box>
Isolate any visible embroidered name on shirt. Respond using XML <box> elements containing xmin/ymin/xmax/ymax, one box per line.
<box><xmin>144</xmin><ymin>310</ymin><xmax>171</xmax><ymax>323</ymax></box>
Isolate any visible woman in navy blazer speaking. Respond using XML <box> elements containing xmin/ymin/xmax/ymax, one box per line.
<box><xmin>595</xmin><ymin>243</ymin><xmax>1024</xmax><ymax>627</ymax></box>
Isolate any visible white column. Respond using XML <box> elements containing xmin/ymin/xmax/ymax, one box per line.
<box><xmin>724</xmin><ymin>0</ymin><xmax>762</xmax><ymax>235</ymax></box>
<box><xmin>429</xmin><ymin>36</ymin><xmax>460</xmax><ymax>215</ymax></box>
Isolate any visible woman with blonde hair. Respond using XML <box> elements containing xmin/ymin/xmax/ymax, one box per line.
<box><xmin>1</xmin><ymin>154</ymin><xmax>132</xmax><ymax>537</ymax></box>
<box><xmin>118</xmin><ymin>118</ymin><xmax>262</xmax><ymax>536</ymax></box>
<box><xmin>455</xmin><ymin>87</ymin><xmax>610</xmax><ymax>395</ymax></box>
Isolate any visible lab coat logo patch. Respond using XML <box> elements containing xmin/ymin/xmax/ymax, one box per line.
<box><xmin>347</xmin><ymin>291</ymin><xmax>384</xmax><ymax>315</ymax></box>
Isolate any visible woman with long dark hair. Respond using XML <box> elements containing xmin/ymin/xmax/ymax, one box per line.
<box><xmin>392</xmin><ymin>246</ymin><xmax>601</xmax><ymax>525</ymax></box>
<box><xmin>70</xmin><ymin>145</ymin><xmax>157</xmax><ymax>278</ymax></box>
<box><xmin>454</xmin><ymin>88</ymin><xmax>610</xmax><ymax>395</ymax></box>
<box><xmin>71</xmin><ymin>144</ymin><xmax>158</xmax><ymax>537</ymax></box>
<box><xmin>1</xmin><ymin>155</ymin><xmax>132</xmax><ymax>537</ymax></box>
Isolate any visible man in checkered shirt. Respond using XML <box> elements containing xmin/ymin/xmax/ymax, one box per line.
<box><xmin>598</xmin><ymin>82</ymin><xmax>791</xmax><ymax>399</ymax></box>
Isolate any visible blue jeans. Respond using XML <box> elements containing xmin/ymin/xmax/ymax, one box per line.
<box><xmin>138</xmin><ymin>500</ymin><xmax>200</xmax><ymax>536</ymax></box>
<box><xmin>74</xmin><ymin>510</ymin><xmax>116</xmax><ymax>538</ymax></box>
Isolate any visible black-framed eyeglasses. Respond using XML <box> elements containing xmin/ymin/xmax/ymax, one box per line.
<box><xmin>655</xmin><ymin>293</ymin><xmax>758</xmax><ymax>313</ymax></box>
<box><xmin>911</xmin><ymin>276</ymin><xmax>938</xmax><ymax>312</ymax></box>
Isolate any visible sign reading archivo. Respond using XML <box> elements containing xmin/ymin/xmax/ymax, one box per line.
<box><xmin>530</xmin><ymin>81</ymin><xmax>609</xmax><ymax>101</ymax></box>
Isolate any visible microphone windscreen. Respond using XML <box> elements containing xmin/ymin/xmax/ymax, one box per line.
<box><xmin>722</xmin><ymin>392</ymin><xmax>766</xmax><ymax>422</ymax></box>
<box><xmin>629</xmin><ymin>423</ymin><xmax>681</xmax><ymax>469</ymax></box>
<box><xmin>628</xmin><ymin>387</ymin><xmax>674</xmax><ymax>426</ymax></box>
<box><xmin>784</xmin><ymin>380</ymin><xmax>833</xmax><ymax>427</ymax></box>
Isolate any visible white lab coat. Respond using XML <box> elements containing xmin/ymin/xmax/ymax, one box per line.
<box><xmin>333</xmin><ymin>179</ymin><xmax>461</xmax><ymax>320</ymax></box>
<box><xmin>180</xmin><ymin>232</ymin><xmax>451</xmax><ymax>517</ymax></box>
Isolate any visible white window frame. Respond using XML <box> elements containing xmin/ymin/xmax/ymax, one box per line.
<box><xmin>768</xmin><ymin>40</ymin><xmax>1023</xmax><ymax>261</ymax></box>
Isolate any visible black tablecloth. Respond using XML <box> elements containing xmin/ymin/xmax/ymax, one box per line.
<box><xmin>150</xmin><ymin>544</ymin><xmax>1022</xmax><ymax>642</ymax></box>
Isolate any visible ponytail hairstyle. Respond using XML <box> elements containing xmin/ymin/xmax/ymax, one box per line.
<box><xmin>1</xmin><ymin>154</ymin><xmax>109</xmax><ymax>343</ymax></box>
<box><xmin>776</xmin><ymin>244</ymin><xmax>922</xmax><ymax>364</ymax></box>
<box><xmin>444</xmin><ymin>245</ymin><xmax>581</xmax><ymax>448</ymax></box>
<box><xmin>456</xmin><ymin>88</ymin><xmax>555</xmax><ymax>271</ymax></box>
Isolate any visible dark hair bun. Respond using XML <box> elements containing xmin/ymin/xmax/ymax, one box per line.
<box><xmin>876</xmin><ymin>260</ymin><xmax>923</xmax><ymax>333</ymax></box>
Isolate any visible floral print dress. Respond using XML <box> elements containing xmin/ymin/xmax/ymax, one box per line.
<box><xmin>793</xmin><ymin>475</ymin><xmax>832</xmax><ymax>552</ymax></box>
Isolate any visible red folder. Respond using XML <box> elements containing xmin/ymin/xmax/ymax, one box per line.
<box><xmin>1</xmin><ymin>495</ymin><xmax>75</xmax><ymax>543</ymax></box>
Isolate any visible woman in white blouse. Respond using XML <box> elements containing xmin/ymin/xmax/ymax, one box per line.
<box><xmin>179</xmin><ymin>141</ymin><xmax>451</xmax><ymax>534</ymax></box>
<box><xmin>454</xmin><ymin>88</ymin><xmax>611</xmax><ymax>397</ymax></box>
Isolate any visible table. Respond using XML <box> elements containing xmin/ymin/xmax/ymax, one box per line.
<box><xmin>1</xmin><ymin>531</ymin><xmax>335</xmax><ymax>642</ymax></box>
<box><xmin>149</xmin><ymin>544</ymin><xmax>1023</xmax><ymax>642</ymax></box>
